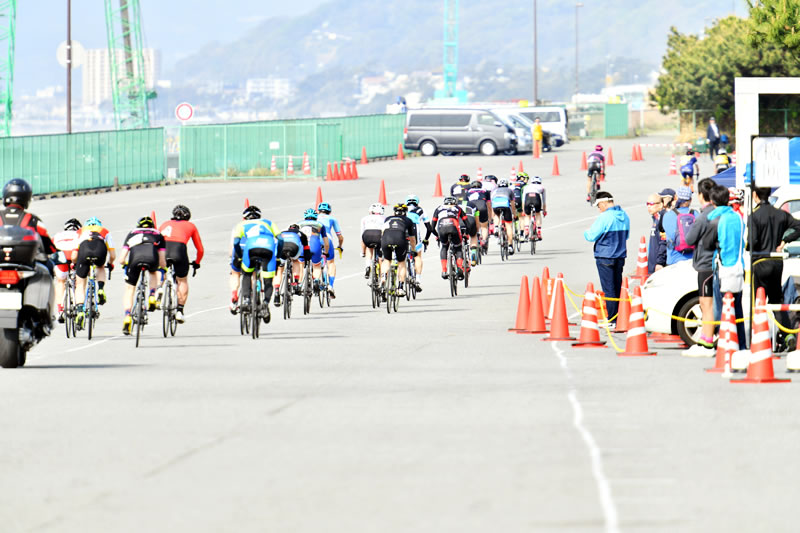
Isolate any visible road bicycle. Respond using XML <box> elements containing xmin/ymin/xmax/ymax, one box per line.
<box><xmin>368</xmin><ymin>245</ymin><xmax>381</xmax><ymax>309</ymax></box>
<box><xmin>383</xmin><ymin>246</ymin><xmax>400</xmax><ymax>313</ymax></box>
<box><xmin>404</xmin><ymin>252</ymin><xmax>417</xmax><ymax>301</ymax></box>
<box><xmin>63</xmin><ymin>265</ymin><xmax>77</xmax><ymax>338</ymax></box>
<box><xmin>301</xmin><ymin>259</ymin><xmax>313</xmax><ymax>315</ymax></box>
<box><xmin>81</xmin><ymin>262</ymin><xmax>106</xmax><ymax>341</ymax></box>
<box><xmin>498</xmin><ymin>222</ymin><xmax>509</xmax><ymax>261</ymax></box>
<box><xmin>318</xmin><ymin>255</ymin><xmax>331</xmax><ymax>308</ymax></box>
<box><xmin>460</xmin><ymin>233</ymin><xmax>471</xmax><ymax>289</ymax></box>
<box><xmin>446</xmin><ymin>242</ymin><xmax>459</xmax><ymax>298</ymax></box>
<box><xmin>130</xmin><ymin>264</ymin><xmax>151</xmax><ymax>348</ymax></box>
<box><xmin>589</xmin><ymin>169</ymin><xmax>600</xmax><ymax>205</ymax></box>
<box><xmin>249</xmin><ymin>258</ymin><xmax>270</xmax><ymax>339</ymax></box>
<box><xmin>161</xmin><ymin>262</ymin><xmax>179</xmax><ymax>337</ymax></box>
<box><xmin>279</xmin><ymin>256</ymin><xmax>294</xmax><ymax>320</ymax></box>
<box><xmin>238</xmin><ymin>281</ymin><xmax>250</xmax><ymax>336</ymax></box>
<box><xmin>529</xmin><ymin>215</ymin><xmax>539</xmax><ymax>255</ymax></box>
<box><xmin>512</xmin><ymin>217</ymin><xmax>522</xmax><ymax>253</ymax></box>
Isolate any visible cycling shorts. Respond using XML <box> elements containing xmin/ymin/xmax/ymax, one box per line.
<box><xmin>280</xmin><ymin>241</ymin><xmax>301</xmax><ymax>261</ymax></box>
<box><xmin>493</xmin><ymin>206</ymin><xmax>513</xmax><ymax>223</ymax></box>
<box><xmin>75</xmin><ymin>239</ymin><xmax>108</xmax><ymax>279</ymax></box>
<box><xmin>437</xmin><ymin>224</ymin><xmax>462</xmax><ymax>247</ymax></box>
<box><xmin>381</xmin><ymin>229</ymin><xmax>408</xmax><ymax>261</ymax></box>
<box><xmin>513</xmin><ymin>191</ymin><xmax>523</xmax><ymax>212</ymax></box>
<box><xmin>465</xmin><ymin>216</ymin><xmax>477</xmax><ymax>237</ymax></box>
<box><xmin>125</xmin><ymin>246</ymin><xmax>159</xmax><ymax>286</ymax></box>
<box><xmin>468</xmin><ymin>200</ymin><xmax>488</xmax><ymax>223</ymax></box>
<box><xmin>587</xmin><ymin>162</ymin><xmax>603</xmax><ymax>175</ymax></box>
<box><xmin>243</xmin><ymin>246</ymin><xmax>276</xmax><ymax>276</ymax></box>
<box><xmin>680</xmin><ymin>165</ymin><xmax>694</xmax><ymax>178</ymax></box>
<box><xmin>166</xmin><ymin>241</ymin><xmax>190</xmax><ymax>278</ymax></box>
<box><xmin>362</xmin><ymin>229</ymin><xmax>382</xmax><ymax>249</ymax></box>
<box><xmin>524</xmin><ymin>194</ymin><xmax>543</xmax><ymax>215</ymax></box>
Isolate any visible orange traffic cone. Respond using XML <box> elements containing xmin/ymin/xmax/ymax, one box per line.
<box><xmin>343</xmin><ymin>161</ymin><xmax>352</xmax><ymax>180</ymax></box>
<box><xmin>615</xmin><ymin>278</ymin><xmax>631</xmax><ymax>333</ymax></box>
<box><xmin>519</xmin><ymin>160</ymin><xmax>524</xmax><ymax>172</ymax></box>
<box><xmin>151</xmin><ymin>210</ymin><xmax>157</xmax><ymax>228</ymax></box>
<box><xmin>287</xmin><ymin>156</ymin><xmax>295</xmax><ymax>175</ymax></box>
<box><xmin>361</xmin><ymin>146</ymin><xmax>368</xmax><ymax>164</ymax></box>
<box><xmin>542</xmin><ymin>267</ymin><xmax>552</xmax><ymax>318</ymax></box>
<box><xmin>596</xmin><ymin>291</ymin><xmax>608</xmax><ymax>326</ymax></box>
<box><xmin>707</xmin><ymin>292</ymin><xmax>736</xmax><ymax>373</ymax></box>
<box><xmin>533</xmin><ymin>140</ymin><xmax>540</xmax><ymax>159</ymax></box>
<box><xmin>397</xmin><ymin>144</ymin><xmax>405</xmax><ymax>160</ymax></box>
<box><xmin>732</xmin><ymin>288</ymin><xmax>790</xmax><ymax>383</ymax></box>
<box><xmin>619</xmin><ymin>286</ymin><xmax>656</xmax><ymax>356</ymax></box>
<box><xmin>510</xmin><ymin>167</ymin><xmax>517</xmax><ymax>179</ymax></box>
<box><xmin>326</xmin><ymin>162</ymin><xmax>333</xmax><ymax>181</ymax></box>
<box><xmin>378</xmin><ymin>180</ymin><xmax>388</xmax><ymax>205</ymax></box>
<box><xmin>333</xmin><ymin>162</ymin><xmax>341</xmax><ymax>181</ymax></box>
<box><xmin>633</xmin><ymin>236</ymin><xmax>648</xmax><ymax>282</ymax></box>
<box><xmin>631</xmin><ymin>144</ymin><xmax>639</xmax><ymax>162</ymax></box>
<box><xmin>303</xmin><ymin>152</ymin><xmax>311</xmax><ymax>175</ymax></box>
<box><xmin>509</xmin><ymin>276</ymin><xmax>531</xmax><ymax>332</ymax></box>
<box><xmin>244</xmin><ymin>198</ymin><xmax>250</xmax><ymax>208</ymax></box>
<box><xmin>551</xmin><ymin>155</ymin><xmax>561</xmax><ymax>176</ymax></box>
<box><xmin>607</xmin><ymin>147</ymin><xmax>615</xmax><ymax>166</ymax></box>
<box><xmin>315</xmin><ymin>186</ymin><xmax>323</xmax><ymax>206</ymax></box>
<box><xmin>520</xmin><ymin>276</ymin><xmax>548</xmax><ymax>334</ymax></box>
<box><xmin>433</xmin><ymin>173</ymin><xmax>443</xmax><ymax>197</ymax></box>
<box><xmin>636</xmin><ymin>144</ymin><xmax>644</xmax><ymax>161</ymax></box>
<box><xmin>543</xmin><ymin>275</ymin><xmax>575</xmax><ymax>341</ymax></box>
<box><xmin>270</xmin><ymin>155</ymin><xmax>277</xmax><ymax>171</ymax></box>
<box><xmin>580</xmin><ymin>152</ymin><xmax>588</xmax><ymax>171</ymax></box>
<box><xmin>669</xmin><ymin>154</ymin><xmax>677</xmax><ymax>175</ymax></box>
<box><xmin>352</xmin><ymin>161</ymin><xmax>359</xmax><ymax>180</ymax></box>
<box><xmin>572</xmin><ymin>283</ymin><xmax>606</xmax><ymax>347</ymax></box>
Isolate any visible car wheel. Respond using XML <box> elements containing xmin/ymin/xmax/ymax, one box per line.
<box><xmin>440</xmin><ymin>151</ymin><xmax>456</xmax><ymax>156</ymax></box>
<box><xmin>420</xmin><ymin>140</ymin><xmax>437</xmax><ymax>157</ymax></box>
<box><xmin>479</xmin><ymin>141</ymin><xmax>497</xmax><ymax>156</ymax></box>
<box><xmin>503</xmin><ymin>147</ymin><xmax>517</xmax><ymax>155</ymax></box>
<box><xmin>676</xmin><ymin>296</ymin><xmax>702</xmax><ymax>346</ymax></box>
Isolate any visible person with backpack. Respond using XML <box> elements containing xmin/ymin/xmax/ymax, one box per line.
<box><xmin>660</xmin><ymin>186</ymin><xmax>696</xmax><ymax>265</ymax></box>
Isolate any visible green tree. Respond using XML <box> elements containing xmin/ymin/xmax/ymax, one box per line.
<box><xmin>747</xmin><ymin>0</ymin><xmax>800</xmax><ymax>61</ymax></box>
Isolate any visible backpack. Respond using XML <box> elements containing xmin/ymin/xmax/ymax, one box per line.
<box><xmin>673</xmin><ymin>209</ymin><xmax>697</xmax><ymax>252</ymax></box>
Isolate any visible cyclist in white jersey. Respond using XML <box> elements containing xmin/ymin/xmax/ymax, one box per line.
<box><xmin>361</xmin><ymin>203</ymin><xmax>385</xmax><ymax>279</ymax></box>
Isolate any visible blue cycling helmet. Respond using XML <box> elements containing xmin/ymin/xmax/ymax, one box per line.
<box><xmin>405</xmin><ymin>194</ymin><xmax>420</xmax><ymax>206</ymax></box>
<box><xmin>86</xmin><ymin>216</ymin><xmax>102</xmax><ymax>227</ymax></box>
<box><xmin>317</xmin><ymin>202</ymin><xmax>332</xmax><ymax>214</ymax></box>
<box><xmin>303</xmin><ymin>208</ymin><xmax>318</xmax><ymax>220</ymax></box>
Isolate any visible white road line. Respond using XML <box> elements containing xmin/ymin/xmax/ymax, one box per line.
<box><xmin>552</xmin><ymin>341</ymin><xmax>619</xmax><ymax>533</ymax></box>
<box><xmin>65</xmin><ymin>334</ymin><xmax>123</xmax><ymax>353</ymax></box>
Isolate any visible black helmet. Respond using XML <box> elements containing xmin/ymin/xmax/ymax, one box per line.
<box><xmin>172</xmin><ymin>204</ymin><xmax>191</xmax><ymax>221</ymax></box>
<box><xmin>3</xmin><ymin>179</ymin><xmax>32</xmax><ymax>209</ymax></box>
<box><xmin>243</xmin><ymin>205</ymin><xmax>261</xmax><ymax>220</ymax></box>
<box><xmin>288</xmin><ymin>223</ymin><xmax>300</xmax><ymax>231</ymax></box>
<box><xmin>64</xmin><ymin>218</ymin><xmax>82</xmax><ymax>231</ymax></box>
<box><xmin>470</xmin><ymin>181</ymin><xmax>481</xmax><ymax>189</ymax></box>
<box><xmin>137</xmin><ymin>216</ymin><xmax>155</xmax><ymax>229</ymax></box>
<box><xmin>485</xmin><ymin>175</ymin><xmax>498</xmax><ymax>182</ymax></box>
<box><xmin>443</xmin><ymin>196</ymin><xmax>457</xmax><ymax>206</ymax></box>
<box><xmin>458</xmin><ymin>174</ymin><xmax>470</xmax><ymax>183</ymax></box>
<box><xmin>393</xmin><ymin>203</ymin><xmax>408</xmax><ymax>215</ymax></box>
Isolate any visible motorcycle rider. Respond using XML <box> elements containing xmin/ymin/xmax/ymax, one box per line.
<box><xmin>0</xmin><ymin>179</ymin><xmax>57</xmax><ymax>258</ymax></box>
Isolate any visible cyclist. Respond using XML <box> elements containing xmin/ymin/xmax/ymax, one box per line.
<box><xmin>229</xmin><ymin>205</ymin><xmax>264</xmax><ymax>313</ymax></box>
<box><xmin>466</xmin><ymin>181</ymin><xmax>491</xmax><ymax>254</ymax></box>
<box><xmin>405</xmin><ymin>194</ymin><xmax>431</xmax><ymax>292</ymax></box>
<box><xmin>450</xmin><ymin>174</ymin><xmax>471</xmax><ymax>203</ymax></box>
<box><xmin>512</xmin><ymin>172</ymin><xmax>528</xmax><ymax>239</ymax></box>
<box><xmin>482</xmin><ymin>174</ymin><xmax>498</xmax><ymax>194</ymax></box>
<box><xmin>273</xmin><ymin>224</ymin><xmax>312</xmax><ymax>307</ymax></box>
<box><xmin>158</xmin><ymin>205</ymin><xmax>204</xmax><ymax>323</ymax></box>
<box><xmin>714</xmin><ymin>148</ymin><xmax>732</xmax><ymax>174</ymax></box>
<box><xmin>522</xmin><ymin>175</ymin><xmax>547</xmax><ymax>241</ymax></box>
<box><xmin>679</xmin><ymin>149</ymin><xmax>699</xmax><ymax>189</ymax></box>
<box><xmin>298</xmin><ymin>208</ymin><xmax>331</xmax><ymax>292</ymax></box>
<box><xmin>0</xmin><ymin>178</ymin><xmax>57</xmax><ymax>257</ymax></box>
<box><xmin>232</xmin><ymin>208</ymin><xmax>280</xmax><ymax>322</ymax></box>
<box><xmin>586</xmin><ymin>145</ymin><xmax>605</xmax><ymax>202</ymax></box>
<box><xmin>380</xmin><ymin>203</ymin><xmax>416</xmax><ymax>297</ymax></box>
<box><xmin>53</xmin><ymin>218</ymin><xmax>82</xmax><ymax>323</ymax></box>
<box><xmin>117</xmin><ymin>216</ymin><xmax>166</xmax><ymax>335</ymax></box>
<box><xmin>74</xmin><ymin>217</ymin><xmax>116</xmax><ymax>329</ymax></box>
<box><xmin>431</xmin><ymin>196</ymin><xmax>468</xmax><ymax>279</ymax></box>
<box><xmin>490</xmin><ymin>179</ymin><xmax>515</xmax><ymax>255</ymax></box>
<box><xmin>316</xmin><ymin>202</ymin><xmax>343</xmax><ymax>299</ymax></box>
<box><xmin>361</xmin><ymin>203</ymin><xmax>385</xmax><ymax>279</ymax></box>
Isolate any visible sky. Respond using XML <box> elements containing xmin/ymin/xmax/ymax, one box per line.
<box><xmin>14</xmin><ymin>0</ymin><xmax>328</xmax><ymax>94</ymax></box>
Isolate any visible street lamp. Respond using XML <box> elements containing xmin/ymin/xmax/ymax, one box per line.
<box><xmin>533</xmin><ymin>0</ymin><xmax>538</xmax><ymax>104</ymax></box>
<box><xmin>575</xmin><ymin>3</ymin><xmax>583</xmax><ymax>104</ymax></box>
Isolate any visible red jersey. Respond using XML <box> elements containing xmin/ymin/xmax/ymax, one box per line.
<box><xmin>158</xmin><ymin>219</ymin><xmax>204</xmax><ymax>263</ymax></box>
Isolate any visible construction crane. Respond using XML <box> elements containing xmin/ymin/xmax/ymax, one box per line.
<box><xmin>0</xmin><ymin>1</ymin><xmax>15</xmax><ymax>137</ymax></box>
<box><xmin>442</xmin><ymin>0</ymin><xmax>458</xmax><ymax>99</ymax></box>
<box><xmin>103</xmin><ymin>0</ymin><xmax>151</xmax><ymax>130</ymax></box>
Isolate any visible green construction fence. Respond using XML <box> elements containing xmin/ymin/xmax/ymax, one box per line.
<box><xmin>0</xmin><ymin>128</ymin><xmax>165</xmax><ymax>195</ymax></box>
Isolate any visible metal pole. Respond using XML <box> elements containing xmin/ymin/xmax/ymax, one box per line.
<box><xmin>67</xmin><ymin>0</ymin><xmax>72</xmax><ymax>134</ymax></box>
<box><xmin>533</xmin><ymin>0</ymin><xmax>538</xmax><ymax>104</ymax></box>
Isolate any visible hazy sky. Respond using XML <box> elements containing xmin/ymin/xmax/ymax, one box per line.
<box><xmin>15</xmin><ymin>0</ymin><xmax>327</xmax><ymax>93</ymax></box>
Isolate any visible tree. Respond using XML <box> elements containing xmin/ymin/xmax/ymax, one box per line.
<box><xmin>747</xmin><ymin>0</ymin><xmax>800</xmax><ymax>62</ymax></box>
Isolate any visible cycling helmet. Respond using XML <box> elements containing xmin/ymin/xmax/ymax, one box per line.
<box><xmin>2</xmin><ymin>178</ymin><xmax>32</xmax><ymax>209</ymax></box>
<box><xmin>718</xmin><ymin>148</ymin><xmax>727</xmax><ymax>155</ymax></box>
<box><xmin>85</xmin><ymin>216</ymin><xmax>102</xmax><ymax>227</ymax></box>
<box><xmin>531</xmin><ymin>175</ymin><xmax>542</xmax><ymax>184</ymax></box>
<box><xmin>288</xmin><ymin>223</ymin><xmax>300</xmax><ymax>231</ymax></box>
<box><xmin>594</xmin><ymin>145</ymin><xmax>603</xmax><ymax>152</ymax></box>
<box><xmin>516</xmin><ymin>172</ymin><xmax>529</xmax><ymax>183</ymax></box>
<box><xmin>470</xmin><ymin>181</ymin><xmax>482</xmax><ymax>190</ymax></box>
<box><xmin>317</xmin><ymin>202</ymin><xmax>332</xmax><ymax>214</ymax></box>
<box><xmin>369</xmin><ymin>203</ymin><xmax>384</xmax><ymax>215</ymax></box>
<box><xmin>243</xmin><ymin>205</ymin><xmax>261</xmax><ymax>220</ymax></box>
<box><xmin>458</xmin><ymin>174</ymin><xmax>470</xmax><ymax>183</ymax></box>
<box><xmin>393</xmin><ymin>203</ymin><xmax>408</xmax><ymax>215</ymax></box>
<box><xmin>443</xmin><ymin>196</ymin><xmax>457</xmax><ymax>206</ymax></box>
<box><xmin>172</xmin><ymin>204</ymin><xmax>191</xmax><ymax>221</ymax></box>
<box><xmin>303</xmin><ymin>208</ymin><xmax>318</xmax><ymax>220</ymax></box>
<box><xmin>728</xmin><ymin>187</ymin><xmax>744</xmax><ymax>204</ymax></box>
<box><xmin>485</xmin><ymin>175</ymin><xmax>498</xmax><ymax>182</ymax></box>
<box><xmin>64</xmin><ymin>218</ymin><xmax>82</xmax><ymax>231</ymax></box>
<box><xmin>136</xmin><ymin>216</ymin><xmax>155</xmax><ymax>229</ymax></box>
<box><xmin>405</xmin><ymin>194</ymin><xmax>420</xmax><ymax>206</ymax></box>
<box><xmin>498</xmin><ymin>179</ymin><xmax>509</xmax><ymax>187</ymax></box>
<box><xmin>686</xmin><ymin>149</ymin><xmax>694</xmax><ymax>156</ymax></box>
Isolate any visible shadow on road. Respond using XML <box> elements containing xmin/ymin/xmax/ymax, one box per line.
<box><xmin>25</xmin><ymin>364</ymin><xmax>147</xmax><ymax>370</ymax></box>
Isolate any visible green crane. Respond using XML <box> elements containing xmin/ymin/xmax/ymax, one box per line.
<box><xmin>0</xmin><ymin>1</ymin><xmax>15</xmax><ymax>137</ymax></box>
<box><xmin>104</xmin><ymin>0</ymin><xmax>151</xmax><ymax>130</ymax></box>
<box><xmin>442</xmin><ymin>0</ymin><xmax>458</xmax><ymax>99</ymax></box>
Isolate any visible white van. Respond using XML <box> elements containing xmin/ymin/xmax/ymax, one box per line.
<box><xmin>516</xmin><ymin>107</ymin><xmax>569</xmax><ymax>143</ymax></box>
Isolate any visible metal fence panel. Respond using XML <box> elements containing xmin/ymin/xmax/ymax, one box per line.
<box><xmin>603</xmin><ymin>103</ymin><xmax>629</xmax><ymax>137</ymax></box>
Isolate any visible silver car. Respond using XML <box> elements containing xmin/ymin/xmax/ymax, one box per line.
<box><xmin>403</xmin><ymin>108</ymin><xmax>517</xmax><ymax>156</ymax></box>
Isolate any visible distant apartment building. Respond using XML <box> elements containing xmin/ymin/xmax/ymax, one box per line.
<box><xmin>245</xmin><ymin>78</ymin><xmax>291</xmax><ymax>100</ymax></box>
<box><xmin>82</xmin><ymin>48</ymin><xmax>160</xmax><ymax>107</ymax></box>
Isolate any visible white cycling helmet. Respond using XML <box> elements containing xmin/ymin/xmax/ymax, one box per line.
<box><xmin>369</xmin><ymin>203</ymin><xmax>384</xmax><ymax>215</ymax></box>
<box><xmin>531</xmin><ymin>175</ymin><xmax>542</xmax><ymax>184</ymax></box>
<box><xmin>498</xmin><ymin>179</ymin><xmax>509</xmax><ymax>187</ymax></box>
<box><xmin>718</xmin><ymin>147</ymin><xmax>727</xmax><ymax>155</ymax></box>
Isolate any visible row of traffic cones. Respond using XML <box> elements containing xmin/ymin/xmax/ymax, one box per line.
<box><xmin>326</xmin><ymin>160</ymin><xmax>359</xmax><ymax>181</ymax></box>
<box><xmin>268</xmin><ymin>153</ymin><xmax>312</xmax><ymax>175</ymax></box>
<box><xmin>631</xmin><ymin>143</ymin><xmax>644</xmax><ymax>161</ymax></box>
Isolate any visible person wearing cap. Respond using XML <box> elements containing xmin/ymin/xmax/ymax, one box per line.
<box><xmin>646</xmin><ymin>193</ymin><xmax>666</xmax><ymax>275</ymax></box>
<box><xmin>661</xmin><ymin>186</ymin><xmax>697</xmax><ymax>266</ymax></box>
<box><xmin>655</xmin><ymin>188</ymin><xmax>676</xmax><ymax>270</ymax></box>
<box><xmin>707</xmin><ymin>117</ymin><xmax>722</xmax><ymax>161</ymax></box>
<box><xmin>584</xmin><ymin>191</ymin><xmax>630</xmax><ymax>323</ymax></box>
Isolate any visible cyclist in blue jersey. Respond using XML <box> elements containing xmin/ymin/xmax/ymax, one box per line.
<box><xmin>316</xmin><ymin>202</ymin><xmax>344</xmax><ymax>299</ymax></box>
<box><xmin>405</xmin><ymin>194</ymin><xmax>432</xmax><ymax>292</ymax></box>
<box><xmin>298</xmin><ymin>208</ymin><xmax>331</xmax><ymax>292</ymax></box>
<box><xmin>232</xmin><ymin>207</ymin><xmax>281</xmax><ymax>321</ymax></box>
<box><xmin>490</xmin><ymin>179</ymin><xmax>515</xmax><ymax>254</ymax></box>
<box><xmin>273</xmin><ymin>224</ymin><xmax>311</xmax><ymax>306</ymax></box>
<box><xmin>679</xmin><ymin>149</ymin><xmax>699</xmax><ymax>190</ymax></box>
<box><xmin>229</xmin><ymin>206</ymin><xmax>260</xmax><ymax>313</ymax></box>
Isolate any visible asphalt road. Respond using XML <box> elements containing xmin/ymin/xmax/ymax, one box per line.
<box><xmin>1</xmin><ymin>136</ymin><xmax>797</xmax><ymax>533</ymax></box>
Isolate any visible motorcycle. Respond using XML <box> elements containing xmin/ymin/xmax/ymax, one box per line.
<box><xmin>0</xmin><ymin>225</ymin><xmax>54</xmax><ymax>368</ymax></box>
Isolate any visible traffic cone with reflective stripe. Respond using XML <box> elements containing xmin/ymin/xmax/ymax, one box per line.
<box><xmin>510</xmin><ymin>167</ymin><xmax>517</xmax><ymax>179</ymax></box>
<box><xmin>315</xmin><ymin>187</ymin><xmax>323</xmax><ymax>207</ymax></box>
<box><xmin>732</xmin><ymin>288</ymin><xmax>790</xmax><ymax>383</ymax></box>
<box><xmin>580</xmin><ymin>152</ymin><xmax>588</xmax><ymax>170</ymax></box>
<box><xmin>707</xmin><ymin>292</ymin><xmax>736</xmax><ymax>373</ymax></box>
<box><xmin>543</xmin><ymin>275</ymin><xmax>575</xmax><ymax>341</ymax></box>
<box><xmin>270</xmin><ymin>155</ymin><xmax>277</xmax><ymax>171</ymax></box>
<box><xmin>361</xmin><ymin>146</ymin><xmax>368</xmax><ymax>164</ymax></box>
<box><xmin>596</xmin><ymin>291</ymin><xmax>608</xmax><ymax>326</ymax></box>
<box><xmin>433</xmin><ymin>173</ymin><xmax>443</xmax><ymax>197</ymax></box>
<box><xmin>287</xmin><ymin>156</ymin><xmax>295</xmax><ymax>175</ymax></box>
<box><xmin>607</xmin><ymin>147</ymin><xmax>615</xmax><ymax>166</ymax></box>
<box><xmin>572</xmin><ymin>283</ymin><xmax>606</xmax><ymax>347</ymax></box>
<box><xmin>378</xmin><ymin>180</ymin><xmax>388</xmax><ymax>205</ymax></box>
<box><xmin>633</xmin><ymin>236</ymin><xmax>648</xmax><ymax>282</ymax></box>
<box><xmin>615</xmin><ymin>278</ymin><xmax>631</xmax><ymax>333</ymax></box>
<box><xmin>151</xmin><ymin>210</ymin><xmax>157</xmax><ymax>228</ymax></box>
<box><xmin>303</xmin><ymin>152</ymin><xmax>311</xmax><ymax>175</ymax></box>
<box><xmin>520</xmin><ymin>276</ymin><xmax>548</xmax><ymax>334</ymax></box>
<box><xmin>619</xmin><ymin>286</ymin><xmax>656</xmax><ymax>356</ymax></box>
<box><xmin>551</xmin><ymin>156</ymin><xmax>561</xmax><ymax>176</ymax></box>
<box><xmin>509</xmin><ymin>276</ymin><xmax>531</xmax><ymax>332</ymax></box>
<box><xmin>669</xmin><ymin>154</ymin><xmax>677</xmax><ymax>175</ymax></box>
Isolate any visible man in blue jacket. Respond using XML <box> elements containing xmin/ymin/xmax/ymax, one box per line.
<box><xmin>584</xmin><ymin>191</ymin><xmax>630</xmax><ymax>322</ymax></box>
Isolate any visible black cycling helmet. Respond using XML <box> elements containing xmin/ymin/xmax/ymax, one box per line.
<box><xmin>64</xmin><ymin>218</ymin><xmax>82</xmax><ymax>231</ymax></box>
<box><xmin>458</xmin><ymin>174</ymin><xmax>470</xmax><ymax>183</ymax></box>
<box><xmin>470</xmin><ymin>181</ymin><xmax>481</xmax><ymax>189</ymax></box>
<box><xmin>485</xmin><ymin>175</ymin><xmax>498</xmax><ymax>182</ymax></box>
<box><xmin>393</xmin><ymin>203</ymin><xmax>408</xmax><ymax>215</ymax></box>
<box><xmin>3</xmin><ymin>178</ymin><xmax>32</xmax><ymax>209</ymax></box>
<box><xmin>288</xmin><ymin>223</ymin><xmax>300</xmax><ymax>231</ymax></box>
<box><xmin>443</xmin><ymin>196</ymin><xmax>457</xmax><ymax>206</ymax></box>
<box><xmin>172</xmin><ymin>204</ymin><xmax>191</xmax><ymax>221</ymax></box>
<box><xmin>686</xmin><ymin>149</ymin><xmax>694</xmax><ymax>156</ymax></box>
<box><xmin>243</xmin><ymin>205</ymin><xmax>261</xmax><ymax>220</ymax></box>
<box><xmin>137</xmin><ymin>216</ymin><xmax>155</xmax><ymax>229</ymax></box>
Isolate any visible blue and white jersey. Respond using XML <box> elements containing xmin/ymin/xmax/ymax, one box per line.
<box><xmin>317</xmin><ymin>213</ymin><xmax>342</xmax><ymax>248</ymax></box>
<box><xmin>490</xmin><ymin>187</ymin><xmax>514</xmax><ymax>208</ymax></box>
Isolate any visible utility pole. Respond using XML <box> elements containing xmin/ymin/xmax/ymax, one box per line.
<box><xmin>533</xmin><ymin>0</ymin><xmax>538</xmax><ymax>104</ymax></box>
<box><xmin>575</xmin><ymin>3</ymin><xmax>583</xmax><ymax>103</ymax></box>
<box><xmin>66</xmin><ymin>0</ymin><xmax>72</xmax><ymax>133</ymax></box>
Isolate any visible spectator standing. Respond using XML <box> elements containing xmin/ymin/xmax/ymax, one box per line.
<box><xmin>584</xmin><ymin>191</ymin><xmax>630</xmax><ymax>323</ymax></box>
<box><xmin>747</xmin><ymin>186</ymin><xmax>800</xmax><ymax>351</ymax></box>
<box><xmin>655</xmin><ymin>188</ymin><xmax>676</xmax><ymax>270</ymax></box>
<box><xmin>683</xmin><ymin>178</ymin><xmax>717</xmax><ymax>356</ymax></box>
<box><xmin>533</xmin><ymin>118</ymin><xmax>544</xmax><ymax>156</ymax></box>
<box><xmin>646</xmin><ymin>193</ymin><xmax>666</xmax><ymax>275</ymax></box>
<box><xmin>707</xmin><ymin>117</ymin><xmax>722</xmax><ymax>161</ymax></box>
<box><xmin>661</xmin><ymin>186</ymin><xmax>697</xmax><ymax>266</ymax></box>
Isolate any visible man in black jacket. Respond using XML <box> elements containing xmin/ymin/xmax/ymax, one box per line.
<box><xmin>706</xmin><ymin>117</ymin><xmax>722</xmax><ymax>161</ymax></box>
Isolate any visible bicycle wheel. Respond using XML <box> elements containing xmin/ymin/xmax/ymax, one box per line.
<box><xmin>240</xmin><ymin>306</ymin><xmax>248</xmax><ymax>335</ymax></box>
<box><xmin>448</xmin><ymin>255</ymin><xmax>457</xmax><ymax>297</ymax></box>
<box><xmin>86</xmin><ymin>284</ymin><xmax>95</xmax><ymax>341</ymax></box>
<box><xmin>500</xmin><ymin>234</ymin><xmax>507</xmax><ymax>261</ymax></box>
<box><xmin>303</xmin><ymin>269</ymin><xmax>312</xmax><ymax>315</ymax></box>
<box><xmin>530</xmin><ymin>221</ymin><xmax>537</xmax><ymax>255</ymax></box>
<box><xmin>162</xmin><ymin>280</ymin><xmax>171</xmax><ymax>338</ymax></box>
<box><xmin>464</xmin><ymin>263</ymin><xmax>470</xmax><ymax>289</ymax></box>
<box><xmin>134</xmin><ymin>295</ymin><xmax>144</xmax><ymax>348</ymax></box>
<box><xmin>385</xmin><ymin>270</ymin><xmax>392</xmax><ymax>314</ymax></box>
<box><xmin>64</xmin><ymin>285</ymin><xmax>73</xmax><ymax>338</ymax></box>
<box><xmin>283</xmin><ymin>272</ymin><xmax>292</xmax><ymax>320</ymax></box>
<box><xmin>590</xmin><ymin>172</ymin><xmax>598</xmax><ymax>205</ymax></box>
<box><xmin>252</xmin><ymin>276</ymin><xmax>261</xmax><ymax>339</ymax></box>
<box><xmin>370</xmin><ymin>262</ymin><xmax>380</xmax><ymax>309</ymax></box>
<box><xmin>392</xmin><ymin>275</ymin><xmax>399</xmax><ymax>312</ymax></box>
<box><xmin>318</xmin><ymin>272</ymin><xmax>326</xmax><ymax>308</ymax></box>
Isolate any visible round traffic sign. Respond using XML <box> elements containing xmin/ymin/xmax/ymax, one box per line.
<box><xmin>175</xmin><ymin>102</ymin><xmax>194</xmax><ymax>122</ymax></box>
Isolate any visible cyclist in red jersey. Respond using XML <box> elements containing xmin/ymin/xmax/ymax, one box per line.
<box><xmin>157</xmin><ymin>205</ymin><xmax>204</xmax><ymax>323</ymax></box>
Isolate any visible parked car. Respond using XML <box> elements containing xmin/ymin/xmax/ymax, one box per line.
<box><xmin>404</xmin><ymin>108</ymin><xmax>517</xmax><ymax>156</ymax></box>
<box><xmin>515</xmin><ymin>106</ymin><xmax>570</xmax><ymax>143</ymax></box>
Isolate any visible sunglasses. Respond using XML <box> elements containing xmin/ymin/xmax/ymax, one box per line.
<box><xmin>646</xmin><ymin>202</ymin><xmax>660</xmax><ymax>206</ymax></box>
